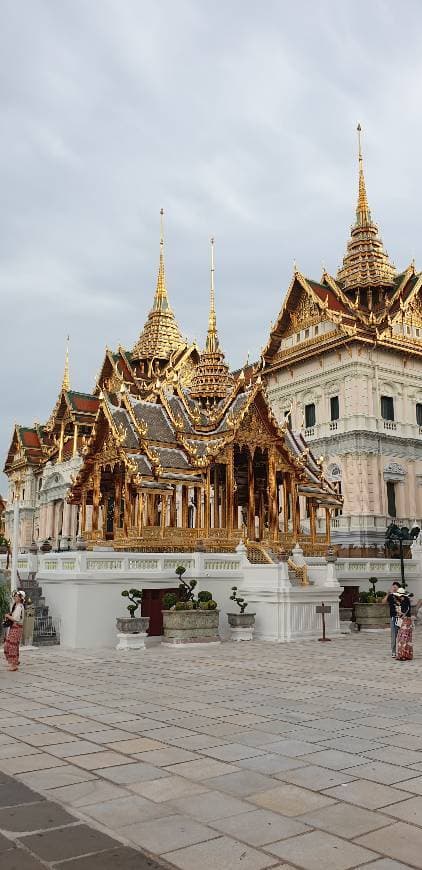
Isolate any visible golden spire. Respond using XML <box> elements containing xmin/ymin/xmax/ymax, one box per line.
<box><xmin>356</xmin><ymin>123</ymin><xmax>371</xmax><ymax>225</ymax></box>
<box><xmin>191</xmin><ymin>237</ymin><xmax>234</xmax><ymax>403</ymax></box>
<box><xmin>206</xmin><ymin>237</ymin><xmax>219</xmax><ymax>353</ymax></box>
<box><xmin>153</xmin><ymin>208</ymin><xmax>168</xmax><ymax>310</ymax></box>
<box><xmin>337</xmin><ymin>124</ymin><xmax>396</xmax><ymax>292</ymax></box>
<box><xmin>62</xmin><ymin>335</ymin><xmax>70</xmax><ymax>391</ymax></box>
<box><xmin>132</xmin><ymin>210</ymin><xmax>184</xmax><ymax>362</ymax></box>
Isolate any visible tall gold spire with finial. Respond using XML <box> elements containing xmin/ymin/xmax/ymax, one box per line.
<box><xmin>62</xmin><ymin>335</ymin><xmax>70</xmax><ymax>391</ymax></box>
<box><xmin>132</xmin><ymin>209</ymin><xmax>184</xmax><ymax>362</ymax></box>
<box><xmin>337</xmin><ymin>124</ymin><xmax>396</xmax><ymax>293</ymax></box>
<box><xmin>356</xmin><ymin>123</ymin><xmax>371</xmax><ymax>225</ymax></box>
<box><xmin>191</xmin><ymin>237</ymin><xmax>234</xmax><ymax>403</ymax></box>
<box><xmin>206</xmin><ymin>237</ymin><xmax>218</xmax><ymax>353</ymax></box>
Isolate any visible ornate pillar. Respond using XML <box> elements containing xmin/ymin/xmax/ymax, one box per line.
<box><xmin>221</xmin><ymin>465</ymin><xmax>227</xmax><ymax>530</ymax></box>
<box><xmin>170</xmin><ymin>487</ymin><xmax>177</xmax><ymax>527</ymax></box>
<box><xmin>72</xmin><ymin>423</ymin><xmax>78</xmax><ymax>458</ymax></box>
<box><xmin>195</xmin><ymin>486</ymin><xmax>201</xmax><ymax>529</ymax></box>
<box><xmin>62</xmin><ymin>500</ymin><xmax>71</xmax><ymax>537</ymax></box>
<box><xmin>213</xmin><ymin>466</ymin><xmax>219</xmax><ymax>529</ymax></box>
<box><xmin>58</xmin><ymin>422</ymin><xmax>64</xmax><ymax>463</ymax></box>
<box><xmin>92</xmin><ymin>469</ymin><xmax>101</xmax><ymax>532</ymax></box>
<box><xmin>46</xmin><ymin>501</ymin><xmax>55</xmax><ymax>538</ymax></box>
<box><xmin>268</xmin><ymin>448</ymin><xmax>278</xmax><ymax>540</ymax></box>
<box><xmin>226</xmin><ymin>447</ymin><xmax>237</xmax><ymax>532</ymax></box>
<box><xmin>123</xmin><ymin>477</ymin><xmax>130</xmax><ymax>535</ymax></box>
<box><xmin>309</xmin><ymin>500</ymin><xmax>317</xmax><ymax>543</ymax></box>
<box><xmin>205</xmin><ymin>470</ymin><xmax>211</xmax><ymax>535</ymax></box>
<box><xmin>160</xmin><ymin>495</ymin><xmax>168</xmax><ymax>538</ymax></box>
<box><xmin>283</xmin><ymin>475</ymin><xmax>289</xmax><ymax>534</ymax></box>
<box><xmin>247</xmin><ymin>450</ymin><xmax>255</xmax><ymax>540</ymax></box>
<box><xmin>181</xmin><ymin>485</ymin><xmax>188</xmax><ymax>528</ymax></box>
<box><xmin>325</xmin><ymin>507</ymin><xmax>331</xmax><ymax>543</ymax></box>
<box><xmin>113</xmin><ymin>472</ymin><xmax>121</xmax><ymax>532</ymax></box>
<box><xmin>80</xmin><ymin>490</ymin><xmax>87</xmax><ymax>535</ymax></box>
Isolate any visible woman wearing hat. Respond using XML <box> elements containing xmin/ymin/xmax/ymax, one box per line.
<box><xmin>395</xmin><ymin>587</ymin><xmax>413</xmax><ymax>662</ymax></box>
<box><xmin>3</xmin><ymin>590</ymin><xmax>25</xmax><ymax>671</ymax></box>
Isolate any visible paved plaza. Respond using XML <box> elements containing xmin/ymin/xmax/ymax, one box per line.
<box><xmin>1</xmin><ymin>632</ymin><xmax>422</xmax><ymax>869</ymax></box>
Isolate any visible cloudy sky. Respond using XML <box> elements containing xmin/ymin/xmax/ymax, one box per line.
<box><xmin>1</xmin><ymin>0</ymin><xmax>422</xmax><ymax>492</ymax></box>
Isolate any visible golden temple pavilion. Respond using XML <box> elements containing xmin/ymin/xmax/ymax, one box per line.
<box><xmin>66</xmin><ymin>224</ymin><xmax>341</xmax><ymax>554</ymax></box>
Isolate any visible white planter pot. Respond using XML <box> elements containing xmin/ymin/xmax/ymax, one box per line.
<box><xmin>227</xmin><ymin>612</ymin><xmax>256</xmax><ymax>642</ymax></box>
<box><xmin>116</xmin><ymin>615</ymin><xmax>149</xmax><ymax>651</ymax></box>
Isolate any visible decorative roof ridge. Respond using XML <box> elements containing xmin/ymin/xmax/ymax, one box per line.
<box><xmin>62</xmin><ymin>336</ymin><xmax>70</xmax><ymax>391</ymax></box>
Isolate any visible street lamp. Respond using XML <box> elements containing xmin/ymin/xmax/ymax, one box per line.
<box><xmin>385</xmin><ymin>523</ymin><xmax>420</xmax><ymax>587</ymax></box>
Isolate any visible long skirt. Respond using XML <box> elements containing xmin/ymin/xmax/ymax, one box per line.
<box><xmin>4</xmin><ymin>623</ymin><xmax>23</xmax><ymax>669</ymax></box>
<box><xmin>396</xmin><ymin>617</ymin><xmax>413</xmax><ymax>661</ymax></box>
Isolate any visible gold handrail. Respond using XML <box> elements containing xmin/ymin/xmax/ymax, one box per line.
<box><xmin>287</xmin><ymin>557</ymin><xmax>309</xmax><ymax>586</ymax></box>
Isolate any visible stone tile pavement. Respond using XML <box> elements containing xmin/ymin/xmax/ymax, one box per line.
<box><xmin>1</xmin><ymin>630</ymin><xmax>422</xmax><ymax>867</ymax></box>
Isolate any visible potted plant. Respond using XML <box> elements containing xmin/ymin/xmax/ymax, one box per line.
<box><xmin>227</xmin><ymin>586</ymin><xmax>256</xmax><ymax>641</ymax></box>
<box><xmin>162</xmin><ymin>566</ymin><xmax>219</xmax><ymax>645</ymax></box>
<box><xmin>354</xmin><ymin>581</ymin><xmax>389</xmax><ymax>631</ymax></box>
<box><xmin>116</xmin><ymin>588</ymin><xmax>150</xmax><ymax>650</ymax></box>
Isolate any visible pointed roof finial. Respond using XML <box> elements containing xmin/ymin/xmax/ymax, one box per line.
<box><xmin>62</xmin><ymin>335</ymin><xmax>70</xmax><ymax>391</ymax></box>
<box><xmin>206</xmin><ymin>237</ymin><xmax>219</xmax><ymax>353</ymax></box>
<box><xmin>154</xmin><ymin>208</ymin><xmax>168</xmax><ymax>308</ymax></box>
<box><xmin>356</xmin><ymin>123</ymin><xmax>371</xmax><ymax>225</ymax></box>
<box><xmin>337</xmin><ymin>125</ymin><xmax>396</xmax><ymax>291</ymax></box>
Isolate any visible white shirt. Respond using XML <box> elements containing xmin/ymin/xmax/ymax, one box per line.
<box><xmin>10</xmin><ymin>603</ymin><xmax>24</xmax><ymax>625</ymax></box>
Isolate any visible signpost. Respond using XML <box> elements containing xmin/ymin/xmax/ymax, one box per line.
<box><xmin>316</xmin><ymin>601</ymin><xmax>331</xmax><ymax>642</ymax></box>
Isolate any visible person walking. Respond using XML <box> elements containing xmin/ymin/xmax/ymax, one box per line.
<box><xmin>395</xmin><ymin>588</ymin><xmax>413</xmax><ymax>661</ymax></box>
<box><xmin>382</xmin><ymin>581</ymin><xmax>401</xmax><ymax>657</ymax></box>
<box><xmin>3</xmin><ymin>590</ymin><xmax>25</xmax><ymax>671</ymax></box>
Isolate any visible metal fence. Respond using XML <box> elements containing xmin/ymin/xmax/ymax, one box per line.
<box><xmin>33</xmin><ymin>616</ymin><xmax>60</xmax><ymax>645</ymax></box>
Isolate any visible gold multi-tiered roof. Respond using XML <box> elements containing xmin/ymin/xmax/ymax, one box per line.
<box><xmin>337</xmin><ymin>125</ymin><xmax>396</xmax><ymax>293</ymax></box>
<box><xmin>191</xmin><ymin>238</ymin><xmax>234</xmax><ymax>402</ymax></box>
<box><xmin>132</xmin><ymin>210</ymin><xmax>184</xmax><ymax>363</ymax></box>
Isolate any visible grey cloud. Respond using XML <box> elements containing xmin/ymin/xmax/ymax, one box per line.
<box><xmin>1</xmin><ymin>0</ymin><xmax>422</xmax><ymax>491</ymax></box>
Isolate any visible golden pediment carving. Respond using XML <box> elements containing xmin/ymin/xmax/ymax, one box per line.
<box><xmin>287</xmin><ymin>291</ymin><xmax>321</xmax><ymax>335</ymax></box>
<box><xmin>236</xmin><ymin>408</ymin><xmax>274</xmax><ymax>449</ymax></box>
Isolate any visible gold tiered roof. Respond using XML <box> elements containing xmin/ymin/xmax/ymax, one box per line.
<box><xmin>191</xmin><ymin>238</ymin><xmax>234</xmax><ymax>401</ymax></box>
<box><xmin>132</xmin><ymin>210</ymin><xmax>184</xmax><ymax>361</ymax></box>
<box><xmin>337</xmin><ymin>125</ymin><xmax>396</xmax><ymax>291</ymax></box>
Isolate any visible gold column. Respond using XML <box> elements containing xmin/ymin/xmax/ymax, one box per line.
<box><xmin>138</xmin><ymin>492</ymin><xmax>144</xmax><ymax>532</ymax></box>
<box><xmin>72</xmin><ymin>423</ymin><xmax>78</xmax><ymax>458</ymax></box>
<box><xmin>309</xmin><ymin>500</ymin><xmax>316</xmax><ymax>543</ymax></box>
<box><xmin>325</xmin><ymin>506</ymin><xmax>331</xmax><ymax>543</ymax></box>
<box><xmin>114</xmin><ymin>472</ymin><xmax>122</xmax><ymax>532</ymax></box>
<box><xmin>92</xmin><ymin>468</ymin><xmax>101</xmax><ymax>532</ymax></box>
<box><xmin>268</xmin><ymin>448</ymin><xmax>278</xmax><ymax>540</ymax></box>
<box><xmin>213</xmin><ymin>466</ymin><xmax>219</xmax><ymax>529</ymax></box>
<box><xmin>283</xmin><ymin>475</ymin><xmax>289</xmax><ymax>534</ymax></box>
<box><xmin>170</xmin><ymin>487</ymin><xmax>177</xmax><ymax>527</ymax></box>
<box><xmin>181</xmin><ymin>485</ymin><xmax>188</xmax><ymax>528</ymax></box>
<box><xmin>58</xmin><ymin>422</ymin><xmax>64</xmax><ymax>463</ymax></box>
<box><xmin>160</xmin><ymin>495</ymin><xmax>167</xmax><ymax>538</ymax></box>
<box><xmin>247</xmin><ymin>450</ymin><xmax>255</xmax><ymax>540</ymax></box>
<box><xmin>221</xmin><ymin>465</ymin><xmax>227</xmax><ymax>530</ymax></box>
<box><xmin>80</xmin><ymin>490</ymin><xmax>87</xmax><ymax>534</ymax></box>
<box><xmin>226</xmin><ymin>448</ymin><xmax>234</xmax><ymax>533</ymax></box>
<box><xmin>123</xmin><ymin>477</ymin><xmax>130</xmax><ymax>535</ymax></box>
<box><xmin>205</xmin><ymin>469</ymin><xmax>211</xmax><ymax>536</ymax></box>
<box><xmin>195</xmin><ymin>486</ymin><xmax>201</xmax><ymax>529</ymax></box>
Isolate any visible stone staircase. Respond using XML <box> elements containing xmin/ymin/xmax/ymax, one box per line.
<box><xmin>17</xmin><ymin>572</ymin><xmax>60</xmax><ymax>646</ymax></box>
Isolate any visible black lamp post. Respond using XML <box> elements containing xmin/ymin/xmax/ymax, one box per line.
<box><xmin>385</xmin><ymin>523</ymin><xmax>420</xmax><ymax>586</ymax></box>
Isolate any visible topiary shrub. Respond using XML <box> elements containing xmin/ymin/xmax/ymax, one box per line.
<box><xmin>230</xmin><ymin>586</ymin><xmax>248</xmax><ymax>613</ymax></box>
<box><xmin>121</xmin><ymin>588</ymin><xmax>142</xmax><ymax>618</ymax></box>
<box><xmin>198</xmin><ymin>591</ymin><xmax>212</xmax><ymax>604</ymax></box>
<box><xmin>162</xmin><ymin>592</ymin><xmax>178</xmax><ymax>611</ymax></box>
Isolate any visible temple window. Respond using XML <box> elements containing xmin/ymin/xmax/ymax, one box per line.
<box><xmin>416</xmin><ymin>403</ymin><xmax>422</xmax><ymax>426</ymax></box>
<box><xmin>386</xmin><ymin>480</ymin><xmax>396</xmax><ymax>517</ymax></box>
<box><xmin>381</xmin><ymin>395</ymin><xmax>394</xmax><ymax>421</ymax></box>
<box><xmin>305</xmin><ymin>403</ymin><xmax>316</xmax><ymax>428</ymax></box>
<box><xmin>330</xmin><ymin>396</ymin><xmax>339</xmax><ymax>421</ymax></box>
<box><xmin>314</xmin><ymin>325</ymin><xmax>319</xmax><ymax>336</ymax></box>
